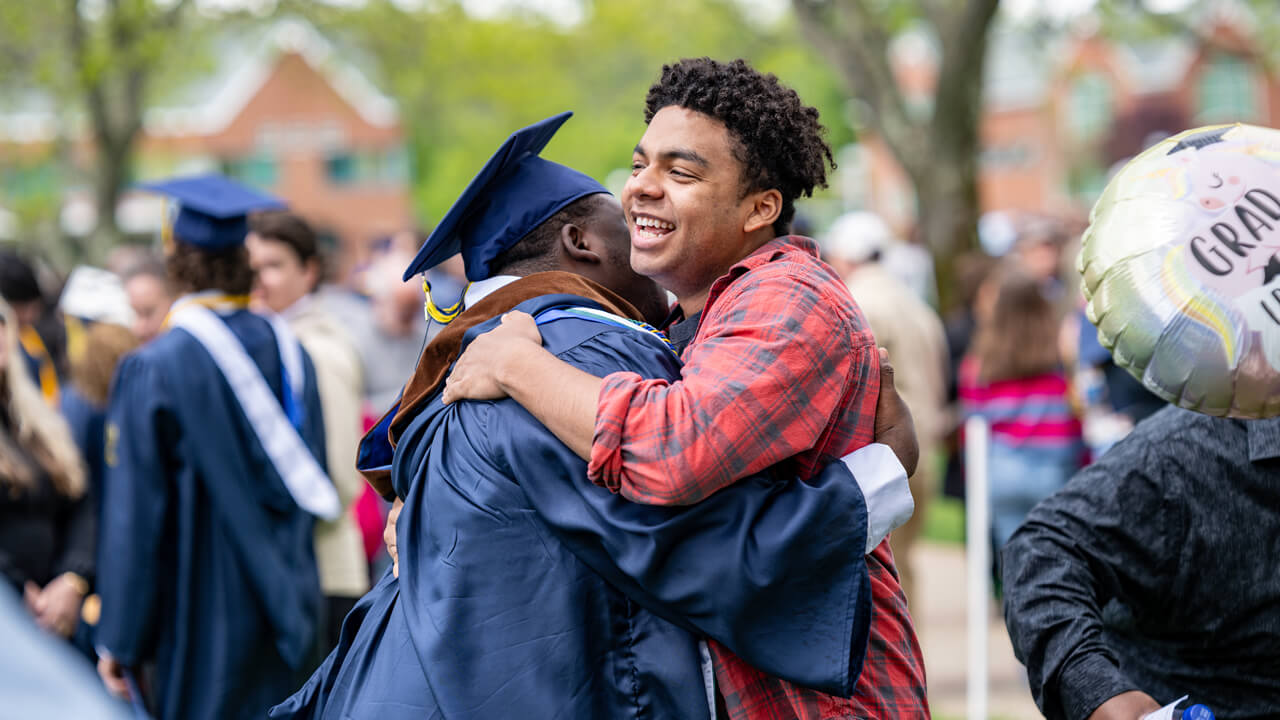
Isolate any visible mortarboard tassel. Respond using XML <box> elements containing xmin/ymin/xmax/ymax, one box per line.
<box><xmin>423</xmin><ymin>278</ymin><xmax>468</xmax><ymax>325</ymax></box>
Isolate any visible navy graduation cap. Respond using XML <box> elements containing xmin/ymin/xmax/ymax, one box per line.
<box><xmin>139</xmin><ymin>174</ymin><xmax>286</xmax><ymax>249</ymax></box>
<box><xmin>403</xmin><ymin>111</ymin><xmax>608</xmax><ymax>282</ymax></box>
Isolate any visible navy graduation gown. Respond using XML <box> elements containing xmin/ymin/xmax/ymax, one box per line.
<box><xmin>273</xmin><ymin>295</ymin><xmax>872</xmax><ymax>720</ymax></box>
<box><xmin>97</xmin><ymin>309</ymin><xmax>328</xmax><ymax>720</ymax></box>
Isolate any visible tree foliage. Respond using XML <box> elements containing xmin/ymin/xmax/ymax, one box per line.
<box><xmin>792</xmin><ymin>0</ymin><xmax>1001</xmax><ymax>307</ymax></box>
<box><xmin>297</xmin><ymin>0</ymin><xmax>854</xmax><ymax>226</ymax></box>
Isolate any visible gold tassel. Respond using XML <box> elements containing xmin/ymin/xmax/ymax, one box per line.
<box><xmin>423</xmin><ymin>279</ymin><xmax>468</xmax><ymax>325</ymax></box>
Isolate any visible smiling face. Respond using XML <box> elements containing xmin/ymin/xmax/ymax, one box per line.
<box><xmin>622</xmin><ymin>106</ymin><xmax>778</xmax><ymax>311</ymax></box>
<box><xmin>574</xmin><ymin>195</ymin><xmax>673</xmax><ymax>326</ymax></box>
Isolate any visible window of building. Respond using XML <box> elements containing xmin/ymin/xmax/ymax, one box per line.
<box><xmin>1068</xmin><ymin>72</ymin><xmax>1113</xmax><ymax>141</ymax></box>
<box><xmin>1197</xmin><ymin>54</ymin><xmax>1256</xmax><ymax>123</ymax></box>
<box><xmin>325</xmin><ymin>146</ymin><xmax>410</xmax><ymax>187</ymax></box>
<box><xmin>223</xmin><ymin>153</ymin><xmax>278</xmax><ymax>189</ymax></box>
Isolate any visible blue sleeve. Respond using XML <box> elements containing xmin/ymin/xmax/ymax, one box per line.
<box><xmin>490</xmin><ymin>328</ymin><xmax>872</xmax><ymax>698</ymax></box>
<box><xmin>95</xmin><ymin>353</ymin><xmax>173</xmax><ymax>666</ymax></box>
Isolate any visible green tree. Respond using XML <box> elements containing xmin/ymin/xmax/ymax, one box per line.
<box><xmin>0</xmin><ymin>0</ymin><xmax>203</xmax><ymax>262</ymax></box>
<box><xmin>792</xmin><ymin>0</ymin><xmax>1001</xmax><ymax>307</ymax></box>
<box><xmin>302</xmin><ymin>0</ymin><xmax>853</xmax><ymax>227</ymax></box>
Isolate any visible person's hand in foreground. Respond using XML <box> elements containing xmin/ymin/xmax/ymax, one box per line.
<box><xmin>1088</xmin><ymin>691</ymin><xmax>1161</xmax><ymax>720</ymax></box>
<box><xmin>385</xmin><ymin>498</ymin><xmax>404</xmax><ymax>578</ymax></box>
<box><xmin>873</xmin><ymin>347</ymin><xmax>919</xmax><ymax>477</ymax></box>
<box><xmin>97</xmin><ymin>652</ymin><xmax>134</xmax><ymax>701</ymax></box>
<box><xmin>25</xmin><ymin>575</ymin><xmax>85</xmax><ymax>638</ymax></box>
<box><xmin>442</xmin><ymin>311</ymin><xmax>544</xmax><ymax>404</ymax></box>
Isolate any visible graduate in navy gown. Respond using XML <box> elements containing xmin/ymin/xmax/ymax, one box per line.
<box><xmin>96</xmin><ymin>175</ymin><xmax>341</xmax><ymax>720</ymax></box>
<box><xmin>274</xmin><ymin>113</ymin><xmax>915</xmax><ymax>720</ymax></box>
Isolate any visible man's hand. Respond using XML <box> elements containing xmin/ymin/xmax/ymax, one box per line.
<box><xmin>97</xmin><ymin>652</ymin><xmax>133</xmax><ymax>701</ymax></box>
<box><xmin>442</xmin><ymin>311</ymin><xmax>545</xmax><ymax>405</ymax></box>
<box><xmin>385</xmin><ymin>498</ymin><xmax>403</xmax><ymax>578</ymax></box>
<box><xmin>1087</xmin><ymin>691</ymin><xmax>1161</xmax><ymax>720</ymax></box>
<box><xmin>32</xmin><ymin>574</ymin><xmax>85</xmax><ymax>637</ymax></box>
<box><xmin>873</xmin><ymin>348</ymin><xmax>919</xmax><ymax>477</ymax></box>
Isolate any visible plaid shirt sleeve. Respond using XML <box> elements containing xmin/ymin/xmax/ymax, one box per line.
<box><xmin>587</xmin><ymin>262</ymin><xmax>879</xmax><ymax>506</ymax></box>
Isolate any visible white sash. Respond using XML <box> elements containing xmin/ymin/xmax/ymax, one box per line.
<box><xmin>169</xmin><ymin>303</ymin><xmax>340</xmax><ymax>520</ymax></box>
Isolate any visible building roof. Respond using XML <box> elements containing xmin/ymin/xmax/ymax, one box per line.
<box><xmin>0</xmin><ymin>17</ymin><xmax>398</xmax><ymax>143</ymax></box>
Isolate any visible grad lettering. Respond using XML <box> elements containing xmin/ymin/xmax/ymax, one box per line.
<box><xmin>1237</xmin><ymin>204</ymin><xmax>1275</xmax><ymax>241</ymax></box>
<box><xmin>1187</xmin><ymin>185</ymin><xmax>1280</xmax><ymax>276</ymax></box>
<box><xmin>1246</xmin><ymin>188</ymin><xmax>1280</xmax><ymax>219</ymax></box>
<box><xmin>1190</xmin><ymin>235</ymin><xmax>1234</xmax><ymax>275</ymax></box>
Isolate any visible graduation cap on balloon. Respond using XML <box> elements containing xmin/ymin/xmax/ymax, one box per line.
<box><xmin>402</xmin><ymin>111</ymin><xmax>608</xmax><ymax>323</ymax></box>
<box><xmin>138</xmin><ymin>174</ymin><xmax>287</xmax><ymax>249</ymax></box>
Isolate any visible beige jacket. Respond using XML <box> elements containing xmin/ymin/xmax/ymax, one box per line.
<box><xmin>287</xmin><ymin>296</ymin><xmax>370</xmax><ymax>598</ymax></box>
<box><xmin>845</xmin><ymin>264</ymin><xmax>949</xmax><ymax>449</ymax></box>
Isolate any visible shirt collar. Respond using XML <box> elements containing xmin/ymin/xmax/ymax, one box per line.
<box><xmin>464</xmin><ymin>275</ymin><xmax>521</xmax><ymax>308</ymax></box>
<box><xmin>728</xmin><ymin>235</ymin><xmax>821</xmax><ymax>277</ymax></box>
<box><xmin>1247</xmin><ymin>415</ymin><xmax>1280</xmax><ymax>462</ymax></box>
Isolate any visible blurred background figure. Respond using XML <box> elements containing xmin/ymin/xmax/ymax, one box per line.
<box><xmin>0</xmin><ymin>252</ymin><xmax>66</xmax><ymax>406</ymax></box>
<box><xmin>248</xmin><ymin>210</ymin><xmax>370</xmax><ymax>651</ymax></box>
<box><xmin>0</xmin><ymin>298</ymin><xmax>93</xmax><ymax>644</ymax></box>
<box><xmin>823</xmin><ymin>211</ymin><xmax>948</xmax><ymax>615</ymax></box>
<box><xmin>357</xmin><ymin>230</ymin><xmax>433</xmax><ymax>415</ymax></box>
<box><xmin>940</xmin><ymin>251</ymin><xmax>1000</xmax><ymax>501</ymax></box>
<box><xmin>120</xmin><ymin>254</ymin><xmax>175</xmax><ymax>345</ymax></box>
<box><xmin>959</xmin><ymin>263</ymin><xmax>1084</xmax><ymax>576</ymax></box>
<box><xmin>95</xmin><ymin>176</ymin><xmax>329</xmax><ymax>720</ymax></box>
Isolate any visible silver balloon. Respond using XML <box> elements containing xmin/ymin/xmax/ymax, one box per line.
<box><xmin>1080</xmin><ymin>123</ymin><xmax>1280</xmax><ymax>418</ymax></box>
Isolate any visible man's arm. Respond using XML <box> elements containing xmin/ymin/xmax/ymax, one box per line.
<box><xmin>1001</xmin><ymin>437</ymin><xmax>1181</xmax><ymax>720</ymax></box>
<box><xmin>445</xmin><ymin>273</ymin><xmax>897</xmax><ymax>505</ymax></box>
<box><xmin>483</xmin><ymin>329</ymin><xmax>875</xmax><ymax>697</ymax></box>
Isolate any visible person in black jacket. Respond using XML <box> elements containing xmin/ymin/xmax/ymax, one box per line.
<box><xmin>0</xmin><ymin>298</ymin><xmax>91</xmax><ymax>640</ymax></box>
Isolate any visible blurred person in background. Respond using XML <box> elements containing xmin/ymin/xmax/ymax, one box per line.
<box><xmin>248</xmin><ymin>210</ymin><xmax>371</xmax><ymax>650</ymax></box>
<box><xmin>0</xmin><ymin>250</ymin><xmax>65</xmax><ymax>405</ymax></box>
<box><xmin>959</xmin><ymin>263</ymin><xmax>1085</xmax><ymax>571</ymax></box>
<box><xmin>0</xmin><ymin>298</ymin><xmax>92</xmax><ymax>643</ymax></box>
<box><xmin>358</xmin><ymin>229</ymin><xmax>433</xmax><ymax>415</ymax></box>
<box><xmin>59</xmin><ymin>319</ymin><xmax>138</xmax><ymax>658</ymax></box>
<box><xmin>888</xmin><ymin>225</ymin><xmax>940</xmax><ymax>309</ymax></box>
<box><xmin>1012</xmin><ymin>216</ymin><xmax>1069</xmax><ymax>300</ymax></box>
<box><xmin>121</xmin><ymin>254</ymin><xmax>175</xmax><ymax>344</ymax></box>
<box><xmin>824</xmin><ymin>210</ymin><xmax>947</xmax><ymax>614</ymax></box>
<box><xmin>95</xmin><ymin>176</ymin><xmax>333</xmax><ymax>720</ymax></box>
<box><xmin>940</xmin><ymin>251</ymin><xmax>999</xmax><ymax>500</ymax></box>
<box><xmin>1003</xmin><ymin>406</ymin><xmax>1280</xmax><ymax>719</ymax></box>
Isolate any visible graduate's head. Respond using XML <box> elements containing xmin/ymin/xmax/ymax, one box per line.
<box><xmin>246</xmin><ymin>210</ymin><xmax>323</xmax><ymax>314</ymax></box>
<box><xmin>489</xmin><ymin>192</ymin><xmax>670</xmax><ymax>325</ymax></box>
<box><xmin>404</xmin><ymin>112</ymin><xmax>670</xmax><ymax>325</ymax></box>
<box><xmin>139</xmin><ymin>174</ymin><xmax>286</xmax><ymax>298</ymax></box>
<box><xmin>624</xmin><ymin>58</ymin><xmax>835</xmax><ymax>303</ymax></box>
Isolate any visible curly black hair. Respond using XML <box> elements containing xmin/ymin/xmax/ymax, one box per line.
<box><xmin>644</xmin><ymin>57</ymin><xmax>835</xmax><ymax>236</ymax></box>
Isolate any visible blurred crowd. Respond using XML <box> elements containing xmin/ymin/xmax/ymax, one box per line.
<box><xmin>0</xmin><ymin>198</ymin><xmax>1181</xmax><ymax>715</ymax></box>
<box><xmin>0</xmin><ymin>213</ymin><xmax>469</xmax><ymax>674</ymax></box>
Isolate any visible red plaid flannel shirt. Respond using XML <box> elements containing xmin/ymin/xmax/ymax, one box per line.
<box><xmin>588</xmin><ymin>236</ymin><xmax>929</xmax><ymax>719</ymax></box>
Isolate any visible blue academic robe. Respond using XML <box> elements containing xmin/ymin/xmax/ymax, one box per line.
<box><xmin>273</xmin><ymin>295</ymin><xmax>873</xmax><ymax>720</ymax></box>
<box><xmin>97</xmin><ymin>309</ymin><xmax>328</xmax><ymax>720</ymax></box>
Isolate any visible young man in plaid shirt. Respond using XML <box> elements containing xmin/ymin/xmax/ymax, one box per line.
<box><xmin>445</xmin><ymin>58</ymin><xmax>929</xmax><ymax>718</ymax></box>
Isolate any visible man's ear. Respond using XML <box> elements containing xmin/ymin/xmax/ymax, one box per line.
<box><xmin>561</xmin><ymin>223</ymin><xmax>603</xmax><ymax>265</ymax></box>
<box><xmin>743</xmin><ymin>189</ymin><xmax>783</xmax><ymax>234</ymax></box>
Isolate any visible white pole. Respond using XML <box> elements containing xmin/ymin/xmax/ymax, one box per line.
<box><xmin>965</xmin><ymin>416</ymin><xmax>991</xmax><ymax>720</ymax></box>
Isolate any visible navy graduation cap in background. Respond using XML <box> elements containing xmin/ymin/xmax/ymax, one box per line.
<box><xmin>403</xmin><ymin>111</ymin><xmax>608</xmax><ymax>283</ymax></box>
<box><xmin>139</xmin><ymin>174</ymin><xmax>286</xmax><ymax>249</ymax></box>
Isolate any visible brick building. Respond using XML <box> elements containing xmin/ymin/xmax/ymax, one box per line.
<box><xmin>0</xmin><ymin>18</ymin><xmax>412</xmax><ymax>280</ymax></box>
<box><xmin>852</xmin><ymin>6</ymin><xmax>1280</xmax><ymax>236</ymax></box>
